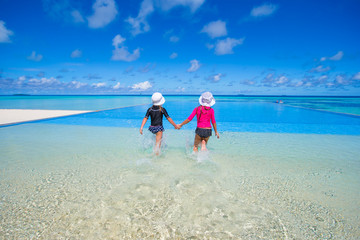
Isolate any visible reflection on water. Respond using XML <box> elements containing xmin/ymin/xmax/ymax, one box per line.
<box><xmin>1</xmin><ymin>124</ymin><xmax>359</xmax><ymax>238</ymax></box>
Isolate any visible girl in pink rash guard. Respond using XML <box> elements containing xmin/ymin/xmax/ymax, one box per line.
<box><xmin>178</xmin><ymin>92</ymin><xmax>220</xmax><ymax>152</ymax></box>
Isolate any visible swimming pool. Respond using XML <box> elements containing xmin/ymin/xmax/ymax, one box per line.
<box><xmin>1</xmin><ymin>98</ymin><xmax>360</xmax><ymax>238</ymax></box>
<box><xmin>1</xmin><ymin>95</ymin><xmax>360</xmax><ymax>115</ymax></box>
<box><xmin>26</xmin><ymin>100</ymin><xmax>360</xmax><ymax>135</ymax></box>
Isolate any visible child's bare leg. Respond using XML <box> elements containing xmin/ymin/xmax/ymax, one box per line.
<box><xmin>200</xmin><ymin>137</ymin><xmax>210</xmax><ymax>151</ymax></box>
<box><xmin>201</xmin><ymin>140</ymin><xmax>207</xmax><ymax>151</ymax></box>
<box><xmin>193</xmin><ymin>134</ymin><xmax>201</xmax><ymax>152</ymax></box>
<box><xmin>155</xmin><ymin>131</ymin><xmax>163</xmax><ymax>155</ymax></box>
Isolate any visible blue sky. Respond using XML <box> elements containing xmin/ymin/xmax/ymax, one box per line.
<box><xmin>0</xmin><ymin>0</ymin><xmax>360</xmax><ymax>95</ymax></box>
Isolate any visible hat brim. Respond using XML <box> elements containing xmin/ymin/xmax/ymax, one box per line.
<box><xmin>199</xmin><ymin>96</ymin><xmax>215</xmax><ymax>107</ymax></box>
<box><xmin>153</xmin><ymin>97</ymin><xmax>165</xmax><ymax>106</ymax></box>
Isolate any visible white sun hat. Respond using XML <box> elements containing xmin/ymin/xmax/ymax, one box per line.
<box><xmin>199</xmin><ymin>91</ymin><xmax>215</xmax><ymax>107</ymax></box>
<box><xmin>151</xmin><ymin>92</ymin><xmax>165</xmax><ymax>106</ymax></box>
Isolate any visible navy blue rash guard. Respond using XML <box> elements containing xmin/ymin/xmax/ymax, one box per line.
<box><xmin>145</xmin><ymin>106</ymin><xmax>170</xmax><ymax>126</ymax></box>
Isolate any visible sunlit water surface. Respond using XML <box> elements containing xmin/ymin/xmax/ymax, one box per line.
<box><xmin>1</xmin><ymin>97</ymin><xmax>360</xmax><ymax>239</ymax></box>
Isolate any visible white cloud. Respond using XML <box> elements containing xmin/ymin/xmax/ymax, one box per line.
<box><xmin>242</xmin><ymin>79</ymin><xmax>256</xmax><ymax>86</ymax></box>
<box><xmin>321</xmin><ymin>51</ymin><xmax>344</xmax><ymax>61</ymax></box>
<box><xmin>139</xmin><ymin>63</ymin><xmax>156</xmax><ymax>73</ymax></box>
<box><xmin>304</xmin><ymin>82</ymin><xmax>313</xmax><ymax>87</ymax></box>
<box><xmin>71</xmin><ymin>10</ymin><xmax>85</xmax><ymax>23</ymax></box>
<box><xmin>169</xmin><ymin>35</ymin><xmax>180</xmax><ymax>42</ymax></box>
<box><xmin>70</xmin><ymin>81</ymin><xmax>88</xmax><ymax>89</ymax></box>
<box><xmin>0</xmin><ymin>20</ymin><xmax>14</xmax><ymax>43</ymax></box>
<box><xmin>176</xmin><ymin>86</ymin><xmax>185</xmax><ymax>92</ymax></box>
<box><xmin>275</xmin><ymin>76</ymin><xmax>289</xmax><ymax>84</ymax></box>
<box><xmin>250</xmin><ymin>3</ymin><xmax>278</xmax><ymax>17</ymax></box>
<box><xmin>329</xmin><ymin>51</ymin><xmax>344</xmax><ymax>61</ymax></box>
<box><xmin>92</xmin><ymin>82</ymin><xmax>106</xmax><ymax>88</ymax></box>
<box><xmin>29</xmin><ymin>77</ymin><xmax>59</xmax><ymax>85</ymax></box>
<box><xmin>126</xmin><ymin>0</ymin><xmax>204</xmax><ymax>36</ymax></box>
<box><xmin>112</xmin><ymin>34</ymin><xmax>126</xmax><ymax>47</ymax></box>
<box><xmin>43</xmin><ymin>0</ymin><xmax>83</xmax><ymax>23</ymax></box>
<box><xmin>261</xmin><ymin>73</ymin><xmax>293</xmax><ymax>87</ymax></box>
<box><xmin>71</xmin><ymin>49</ymin><xmax>82</xmax><ymax>58</ymax></box>
<box><xmin>126</xmin><ymin>0</ymin><xmax>154</xmax><ymax>36</ymax></box>
<box><xmin>329</xmin><ymin>74</ymin><xmax>351</xmax><ymax>87</ymax></box>
<box><xmin>132</xmin><ymin>81</ymin><xmax>152</xmax><ymax>91</ymax></box>
<box><xmin>113</xmin><ymin>82</ymin><xmax>121</xmax><ymax>89</ymax></box>
<box><xmin>209</xmin><ymin>73</ymin><xmax>223</xmax><ymax>82</ymax></box>
<box><xmin>27</xmin><ymin>51</ymin><xmax>43</xmax><ymax>61</ymax></box>
<box><xmin>1</xmin><ymin>75</ymin><xmax>156</xmax><ymax>93</ymax></box>
<box><xmin>87</xmin><ymin>0</ymin><xmax>118</xmax><ymax>29</ymax></box>
<box><xmin>215</xmin><ymin>37</ymin><xmax>244</xmax><ymax>55</ymax></box>
<box><xmin>111</xmin><ymin>34</ymin><xmax>140</xmax><ymax>62</ymax></box>
<box><xmin>187</xmin><ymin>59</ymin><xmax>201</xmax><ymax>72</ymax></box>
<box><xmin>164</xmin><ymin>29</ymin><xmax>180</xmax><ymax>42</ymax></box>
<box><xmin>310</xmin><ymin>65</ymin><xmax>331</xmax><ymax>73</ymax></box>
<box><xmin>294</xmin><ymin>81</ymin><xmax>304</xmax><ymax>87</ymax></box>
<box><xmin>157</xmin><ymin>0</ymin><xmax>205</xmax><ymax>12</ymax></box>
<box><xmin>170</xmin><ymin>52</ymin><xmax>178</xmax><ymax>59</ymax></box>
<box><xmin>318</xmin><ymin>75</ymin><xmax>328</xmax><ymax>83</ymax></box>
<box><xmin>18</xmin><ymin>76</ymin><xmax>26</xmax><ymax>81</ymax></box>
<box><xmin>201</xmin><ymin>20</ymin><xmax>227</xmax><ymax>39</ymax></box>
<box><xmin>335</xmin><ymin>75</ymin><xmax>346</xmax><ymax>85</ymax></box>
<box><xmin>112</xmin><ymin>47</ymin><xmax>140</xmax><ymax>62</ymax></box>
<box><xmin>326</xmin><ymin>82</ymin><xmax>335</xmax><ymax>88</ymax></box>
<box><xmin>352</xmin><ymin>72</ymin><xmax>360</xmax><ymax>80</ymax></box>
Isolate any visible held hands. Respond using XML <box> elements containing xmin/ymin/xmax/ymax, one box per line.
<box><xmin>174</xmin><ymin>124</ymin><xmax>181</xmax><ymax>130</ymax></box>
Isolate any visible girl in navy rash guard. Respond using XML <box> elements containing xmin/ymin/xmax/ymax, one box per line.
<box><xmin>140</xmin><ymin>92</ymin><xmax>179</xmax><ymax>155</ymax></box>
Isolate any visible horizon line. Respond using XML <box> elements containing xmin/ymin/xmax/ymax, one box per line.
<box><xmin>1</xmin><ymin>94</ymin><xmax>360</xmax><ymax>98</ymax></box>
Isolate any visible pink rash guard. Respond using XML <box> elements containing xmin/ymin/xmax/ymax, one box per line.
<box><xmin>187</xmin><ymin>106</ymin><xmax>216</xmax><ymax>128</ymax></box>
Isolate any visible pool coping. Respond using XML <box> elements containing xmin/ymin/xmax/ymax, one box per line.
<box><xmin>0</xmin><ymin>104</ymin><xmax>150</xmax><ymax>128</ymax></box>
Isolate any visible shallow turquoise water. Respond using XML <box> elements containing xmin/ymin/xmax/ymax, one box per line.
<box><xmin>1</xmin><ymin>96</ymin><xmax>360</xmax><ymax>238</ymax></box>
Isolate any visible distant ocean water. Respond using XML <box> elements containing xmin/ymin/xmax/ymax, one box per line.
<box><xmin>1</xmin><ymin>95</ymin><xmax>360</xmax><ymax>238</ymax></box>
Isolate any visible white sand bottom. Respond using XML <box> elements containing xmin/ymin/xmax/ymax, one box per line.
<box><xmin>1</xmin><ymin>125</ymin><xmax>360</xmax><ymax>239</ymax></box>
<box><xmin>0</xmin><ymin>109</ymin><xmax>91</xmax><ymax>126</ymax></box>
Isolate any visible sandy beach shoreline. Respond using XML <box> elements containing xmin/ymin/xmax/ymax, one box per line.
<box><xmin>0</xmin><ymin>109</ymin><xmax>91</xmax><ymax>126</ymax></box>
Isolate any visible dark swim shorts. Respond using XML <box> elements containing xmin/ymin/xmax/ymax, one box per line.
<box><xmin>148</xmin><ymin>125</ymin><xmax>164</xmax><ymax>134</ymax></box>
<box><xmin>195</xmin><ymin>127</ymin><xmax>212</xmax><ymax>138</ymax></box>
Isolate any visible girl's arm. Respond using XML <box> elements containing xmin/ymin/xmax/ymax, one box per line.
<box><xmin>179</xmin><ymin>119</ymin><xmax>190</xmax><ymax>129</ymax></box>
<box><xmin>139</xmin><ymin>117</ymin><xmax>148</xmax><ymax>134</ymax></box>
<box><xmin>167</xmin><ymin>117</ymin><xmax>180</xmax><ymax>129</ymax></box>
<box><xmin>211</xmin><ymin>110</ymin><xmax>219</xmax><ymax>138</ymax></box>
<box><xmin>212</xmin><ymin>122</ymin><xmax>220</xmax><ymax>138</ymax></box>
